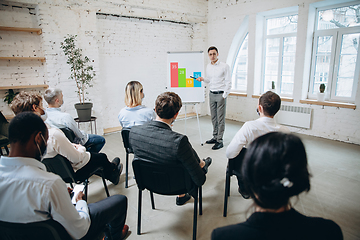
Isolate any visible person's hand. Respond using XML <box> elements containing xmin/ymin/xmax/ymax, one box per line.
<box><xmin>75</xmin><ymin>191</ymin><xmax>85</xmax><ymax>202</ymax></box>
<box><xmin>196</xmin><ymin>77</ymin><xmax>204</xmax><ymax>82</ymax></box>
<box><xmin>67</xmin><ymin>187</ymin><xmax>73</xmax><ymax>196</ymax></box>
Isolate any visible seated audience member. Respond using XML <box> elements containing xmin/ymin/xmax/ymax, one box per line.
<box><xmin>226</xmin><ymin>91</ymin><xmax>289</xmax><ymax>198</ymax></box>
<box><xmin>130</xmin><ymin>92</ymin><xmax>212</xmax><ymax>205</ymax></box>
<box><xmin>10</xmin><ymin>91</ymin><xmax>122</xmax><ymax>185</ymax></box>
<box><xmin>118</xmin><ymin>81</ymin><xmax>155</xmax><ymax>128</ymax></box>
<box><xmin>212</xmin><ymin>132</ymin><xmax>343</xmax><ymax>240</ymax></box>
<box><xmin>0</xmin><ymin>112</ymin><xmax>129</xmax><ymax>240</ymax></box>
<box><xmin>44</xmin><ymin>88</ymin><xmax>105</xmax><ymax>153</ymax></box>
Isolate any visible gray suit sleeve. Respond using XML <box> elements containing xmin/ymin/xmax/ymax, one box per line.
<box><xmin>177</xmin><ymin>136</ymin><xmax>206</xmax><ymax>187</ymax></box>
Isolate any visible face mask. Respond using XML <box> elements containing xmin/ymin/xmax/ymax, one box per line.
<box><xmin>41</xmin><ymin>112</ymin><xmax>47</xmax><ymax>121</ymax></box>
<box><xmin>256</xmin><ymin>108</ymin><xmax>260</xmax><ymax>116</ymax></box>
<box><xmin>35</xmin><ymin>133</ymin><xmax>47</xmax><ymax>161</ymax></box>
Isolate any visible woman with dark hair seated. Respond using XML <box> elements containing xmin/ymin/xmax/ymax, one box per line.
<box><xmin>212</xmin><ymin>132</ymin><xmax>343</xmax><ymax>240</ymax></box>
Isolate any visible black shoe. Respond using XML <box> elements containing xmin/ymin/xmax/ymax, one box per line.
<box><xmin>112</xmin><ymin>157</ymin><xmax>120</xmax><ymax>168</ymax></box>
<box><xmin>202</xmin><ymin>157</ymin><xmax>212</xmax><ymax>174</ymax></box>
<box><xmin>176</xmin><ymin>193</ymin><xmax>191</xmax><ymax>206</ymax></box>
<box><xmin>238</xmin><ymin>187</ymin><xmax>250</xmax><ymax>199</ymax></box>
<box><xmin>109</xmin><ymin>161</ymin><xmax>123</xmax><ymax>185</ymax></box>
<box><xmin>212</xmin><ymin>142</ymin><xmax>223</xmax><ymax>150</ymax></box>
<box><xmin>206</xmin><ymin>138</ymin><xmax>217</xmax><ymax>144</ymax></box>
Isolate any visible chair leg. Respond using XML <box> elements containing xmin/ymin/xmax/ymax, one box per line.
<box><xmin>102</xmin><ymin>176</ymin><xmax>110</xmax><ymax>197</ymax></box>
<box><xmin>150</xmin><ymin>191</ymin><xmax>155</xmax><ymax>209</ymax></box>
<box><xmin>199</xmin><ymin>187</ymin><xmax>202</xmax><ymax>216</ymax></box>
<box><xmin>193</xmin><ymin>192</ymin><xmax>198</xmax><ymax>240</ymax></box>
<box><xmin>137</xmin><ymin>189</ymin><xmax>142</xmax><ymax>235</ymax></box>
<box><xmin>223</xmin><ymin>173</ymin><xmax>231</xmax><ymax>217</ymax></box>
<box><xmin>125</xmin><ymin>153</ymin><xmax>129</xmax><ymax>188</ymax></box>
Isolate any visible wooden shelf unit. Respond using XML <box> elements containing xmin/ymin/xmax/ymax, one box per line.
<box><xmin>0</xmin><ymin>26</ymin><xmax>42</xmax><ymax>35</ymax></box>
<box><xmin>0</xmin><ymin>84</ymin><xmax>49</xmax><ymax>90</ymax></box>
<box><xmin>0</xmin><ymin>57</ymin><xmax>46</xmax><ymax>62</ymax></box>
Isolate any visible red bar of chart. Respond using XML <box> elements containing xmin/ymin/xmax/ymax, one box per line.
<box><xmin>170</xmin><ymin>62</ymin><xmax>178</xmax><ymax>87</ymax></box>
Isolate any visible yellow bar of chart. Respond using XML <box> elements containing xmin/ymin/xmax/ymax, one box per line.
<box><xmin>186</xmin><ymin>78</ymin><xmax>194</xmax><ymax>87</ymax></box>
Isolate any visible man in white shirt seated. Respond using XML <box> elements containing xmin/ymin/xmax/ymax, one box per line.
<box><xmin>44</xmin><ymin>88</ymin><xmax>105</xmax><ymax>153</ymax></box>
<box><xmin>226</xmin><ymin>91</ymin><xmax>289</xmax><ymax>198</ymax></box>
<box><xmin>10</xmin><ymin>91</ymin><xmax>122</xmax><ymax>185</ymax></box>
<box><xmin>0</xmin><ymin>112</ymin><xmax>129</xmax><ymax>240</ymax></box>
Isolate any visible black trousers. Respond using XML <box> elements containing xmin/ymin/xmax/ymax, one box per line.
<box><xmin>75</xmin><ymin>153</ymin><xmax>115</xmax><ymax>182</ymax></box>
<box><xmin>81</xmin><ymin>195</ymin><xmax>127</xmax><ymax>240</ymax></box>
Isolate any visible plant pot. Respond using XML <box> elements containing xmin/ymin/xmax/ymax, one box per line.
<box><xmin>317</xmin><ymin>92</ymin><xmax>325</xmax><ymax>102</ymax></box>
<box><xmin>74</xmin><ymin>102</ymin><xmax>93</xmax><ymax>121</ymax></box>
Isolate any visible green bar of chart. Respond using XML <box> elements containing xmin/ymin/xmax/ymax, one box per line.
<box><xmin>178</xmin><ymin>68</ymin><xmax>186</xmax><ymax>87</ymax></box>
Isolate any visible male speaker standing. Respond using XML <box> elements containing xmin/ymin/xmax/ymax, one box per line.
<box><xmin>196</xmin><ymin>46</ymin><xmax>231</xmax><ymax>150</ymax></box>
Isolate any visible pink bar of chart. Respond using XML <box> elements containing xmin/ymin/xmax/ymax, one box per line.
<box><xmin>170</xmin><ymin>62</ymin><xmax>178</xmax><ymax>87</ymax></box>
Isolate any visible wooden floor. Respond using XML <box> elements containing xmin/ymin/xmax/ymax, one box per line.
<box><xmin>85</xmin><ymin>116</ymin><xmax>360</xmax><ymax>240</ymax></box>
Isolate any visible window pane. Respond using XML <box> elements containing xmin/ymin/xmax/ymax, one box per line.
<box><xmin>312</xmin><ymin>35</ymin><xmax>332</xmax><ymax>94</ymax></box>
<box><xmin>281</xmin><ymin>37</ymin><xmax>296</xmax><ymax>94</ymax></box>
<box><xmin>317</xmin><ymin>4</ymin><xmax>360</xmax><ymax>30</ymax></box>
<box><xmin>267</xmin><ymin>15</ymin><xmax>298</xmax><ymax>35</ymax></box>
<box><xmin>264</xmin><ymin>38</ymin><xmax>279</xmax><ymax>91</ymax></box>
<box><xmin>232</xmin><ymin>33</ymin><xmax>248</xmax><ymax>91</ymax></box>
<box><xmin>335</xmin><ymin>33</ymin><xmax>360</xmax><ymax>97</ymax></box>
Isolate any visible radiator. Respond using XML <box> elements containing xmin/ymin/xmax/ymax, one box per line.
<box><xmin>274</xmin><ymin>105</ymin><xmax>312</xmax><ymax>129</ymax></box>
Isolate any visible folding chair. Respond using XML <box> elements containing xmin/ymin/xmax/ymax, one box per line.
<box><xmin>132</xmin><ymin>157</ymin><xmax>202</xmax><ymax>240</ymax></box>
<box><xmin>223</xmin><ymin>148</ymin><xmax>247</xmax><ymax>217</ymax></box>
<box><xmin>43</xmin><ymin>154</ymin><xmax>110</xmax><ymax>201</ymax></box>
<box><xmin>121</xmin><ymin>128</ymin><xmax>133</xmax><ymax>188</ymax></box>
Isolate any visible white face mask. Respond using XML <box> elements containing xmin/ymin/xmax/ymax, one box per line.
<box><xmin>41</xmin><ymin>112</ymin><xmax>47</xmax><ymax>121</ymax></box>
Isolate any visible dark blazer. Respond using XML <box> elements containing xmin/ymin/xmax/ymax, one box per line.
<box><xmin>129</xmin><ymin>121</ymin><xmax>206</xmax><ymax>187</ymax></box>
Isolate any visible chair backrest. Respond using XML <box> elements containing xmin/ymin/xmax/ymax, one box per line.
<box><xmin>42</xmin><ymin>154</ymin><xmax>76</xmax><ymax>184</ymax></box>
<box><xmin>60</xmin><ymin>127</ymin><xmax>76</xmax><ymax>143</ymax></box>
<box><xmin>132</xmin><ymin>157</ymin><xmax>197</xmax><ymax>197</ymax></box>
<box><xmin>121</xmin><ymin>128</ymin><xmax>133</xmax><ymax>154</ymax></box>
<box><xmin>228</xmin><ymin>148</ymin><xmax>247</xmax><ymax>176</ymax></box>
<box><xmin>0</xmin><ymin>219</ymin><xmax>72</xmax><ymax>240</ymax></box>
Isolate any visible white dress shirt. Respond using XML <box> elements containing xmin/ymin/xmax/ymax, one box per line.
<box><xmin>44</xmin><ymin>127</ymin><xmax>91</xmax><ymax>171</ymax></box>
<box><xmin>204</xmin><ymin>60</ymin><xmax>232</xmax><ymax>98</ymax></box>
<box><xmin>118</xmin><ymin>105</ymin><xmax>155</xmax><ymax>128</ymax></box>
<box><xmin>46</xmin><ymin>108</ymin><xmax>88</xmax><ymax>145</ymax></box>
<box><xmin>226</xmin><ymin>117</ymin><xmax>290</xmax><ymax>159</ymax></box>
<box><xmin>0</xmin><ymin>156</ymin><xmax>90</xmax><ymax>239</ymax></box>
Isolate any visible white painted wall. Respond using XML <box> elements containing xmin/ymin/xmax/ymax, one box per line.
<box><xmin>207</xmin><ymin>0</ymin><xmax>360</xmax><ymax>144</ymax></box>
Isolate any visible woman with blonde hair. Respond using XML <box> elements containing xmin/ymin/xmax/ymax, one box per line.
<box><xmin>118</xmin><ymin>81</ymin><xmax>155</xmax><ymax>128</ymax></box>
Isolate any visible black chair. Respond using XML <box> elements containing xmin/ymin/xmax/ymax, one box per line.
<box><xmin>223</xmin><ymin>148</ymin><xmax>247</xmax><ymax>217</ymax></box>
<box><xmin>0</xmin><ymin>111</ymin><xmax>9</xmax><ymax>156</ymax></box>
<box><xmin>42</xmin><ymin>154</ymin><xmax>110</xmax><ymax>201</ymax></box>
<box><xmin>60</xmin><ymin>127</ymin><xmax>76</xmax><ymax>143</ymax></box>
<box><xmin>132</xmin><ymin>158</ymin><xmax>202</xmax><ymax>240</ymax></box>
<box><xmin>0</xmin><ymin>219</ymin><xmax>72</xmax><ymax>240</ymax></box>
<box><xmin>121</xmin><ymin>128</ymin><xmax>133</xmax><ymax>188</ymax></box>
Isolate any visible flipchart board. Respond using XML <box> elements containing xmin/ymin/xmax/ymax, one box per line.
<box><xmin>167</xmin><ymin>51</ymin><xmax>205</xmax><ymax>103</ymax></box>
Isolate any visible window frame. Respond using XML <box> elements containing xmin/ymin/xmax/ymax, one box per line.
<box><xmin>308</xmin><ymin>2</ymin><xmax>360</xmax><ymax>102</ymax></box>
<box><xmin>261</xmin><ymin>12</ymin><xmax>298</xmax><ymax>97</ymax></box>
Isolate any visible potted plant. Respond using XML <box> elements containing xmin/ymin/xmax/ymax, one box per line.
<box><xmin>317</xmin><ymin>83</ymin><xmax>326</xmax><ymax>101</ymax></box>
<box><xmin>3</xmin><ymin>89</ymin><xmax>19</xmax><ymax>105</ymax></box>
<box><xmin>61</xmin><ymin>35</ymin><xmax>95</xmax><ymax>121</ymax></box>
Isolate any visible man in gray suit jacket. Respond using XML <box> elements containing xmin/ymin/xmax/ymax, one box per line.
<box><xmin>130</xmin><ymin>92</ymin><xmax>212</xmax><ymax>206</ymax></box>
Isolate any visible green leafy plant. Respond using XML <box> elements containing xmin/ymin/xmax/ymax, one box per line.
<box><xmin>60</xmin><ymin>35</ymin><xmax>95</xmax><ymax>104</ymax></box>
<box><xmin>319</xmin><ymin>83</ymin><xmax>326</xmax><ymax>93</ymax></box>
<box><xmin>3</xmin><ymin>89</ymin><xmax>19</xmax><ymax>105</ymax></box>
